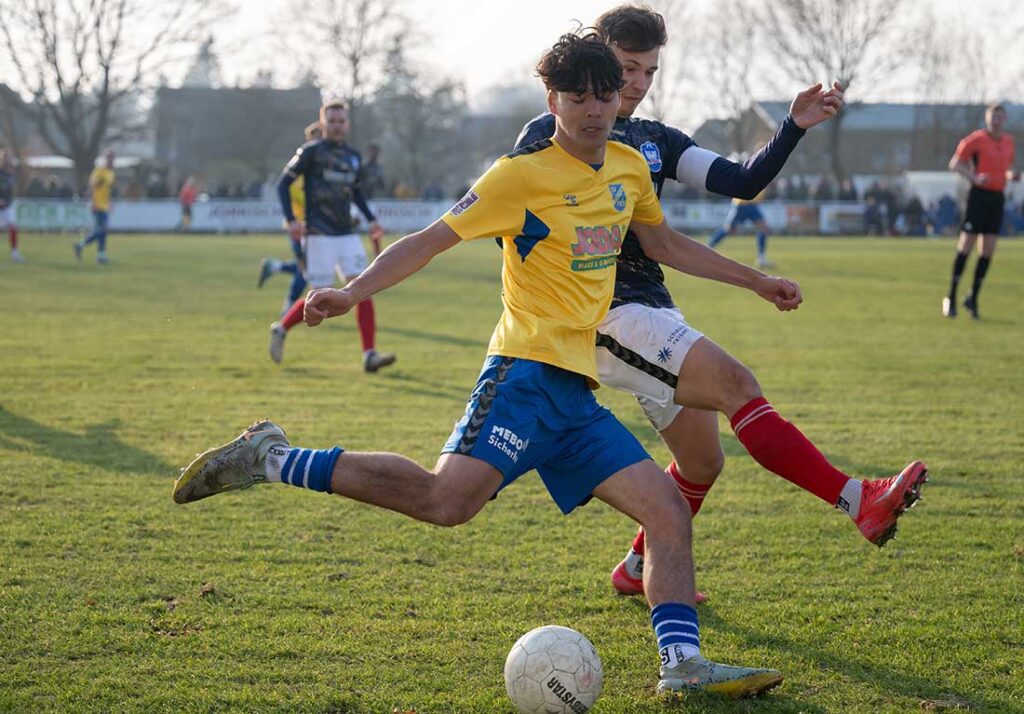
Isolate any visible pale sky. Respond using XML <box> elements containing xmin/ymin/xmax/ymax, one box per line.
<box><xmin>209</xmin><ymin>0</ymin><xmax>1022</xmax><ymax>130</ymax></box>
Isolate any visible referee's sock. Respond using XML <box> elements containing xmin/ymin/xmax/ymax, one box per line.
<box><xmin>969</xmin><ymin>256</ymin><xmax>991</xmax><ymax>300</ymax></box>
<box><xmin>948</xmin><ymin>251</ymin><xmax>969</xmax><ymax>300</ymax></box>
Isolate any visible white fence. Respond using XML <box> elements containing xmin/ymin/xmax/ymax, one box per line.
<box><xmin>12</xmin><ymin>198</ymin><xmax>866</xmax><ymax>235</ymax></box>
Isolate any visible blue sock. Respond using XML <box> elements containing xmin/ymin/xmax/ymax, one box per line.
<box><xmin>276</xmin><ymin>447</ymin><xmax>343</xmax><ymax>493</ymax></box>
<box><xmin>287</xmin><ymin>273</ymin><xmax>307</xmax><ymax>304</ymax></box>
<box><xmin>709</xmin><ymin>228</ymin><xmax>728</xmax><ymax>248</ymax></box>
<box><xmin>280</xmin><ymin>262</ymin><xmax>298</xmax><ymax>275</ymax></box>
<box><xmin>82</xmin><ymin>232</ymin><xmax>98</xmax><ymax>247</ymax></box>
<box><xmin>756</xmin><ymin>232</ymin><xmax>767</xmax><ymax>259</ymax></box>
<box><xmin>98</xmin><ymin>232</ymin><xmax>107</xmax><ymax>252</ymax></box>
<box><xmin>652</xmin><ymin>602</ymin><xmax>700</xmax><ymax>667</ymax></box>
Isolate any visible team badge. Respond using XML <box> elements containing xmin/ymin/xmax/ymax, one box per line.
<box><xmin>640</xmin><ymin>142</ymin><xmax>663</xmax><ymax>172</ymax></box>
<box><xmin>608</xmin><ymin>183</ymin><xmax>626</xmax><ymax>212</ymax></box>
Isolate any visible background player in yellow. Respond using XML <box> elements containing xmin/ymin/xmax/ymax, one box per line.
<box><xmin>175</xmin><ymin>31</ymin><xmax>802</xmax><ymax>697</ymax></box>
<box><xmin>74</xmin><ymin>148</ymin><xmax>116</xmax><ymax>264</ymax></box>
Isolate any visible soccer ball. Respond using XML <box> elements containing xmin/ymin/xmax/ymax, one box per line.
<box><xmin>504</xmin><ymin>625</ymin><xmax>603</xmax><ymax>714</ymax></box>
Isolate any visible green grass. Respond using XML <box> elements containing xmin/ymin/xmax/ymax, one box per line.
<box><xmin>1</xmin><ymin>233</ymin><xmax>1022</xmax><ymax>713</ymax></box>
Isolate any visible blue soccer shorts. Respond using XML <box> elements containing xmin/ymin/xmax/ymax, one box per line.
<box><xmin>442</xmin><ymin>355</ymin><xmax>651</xmax><ymax>514</ymax></box>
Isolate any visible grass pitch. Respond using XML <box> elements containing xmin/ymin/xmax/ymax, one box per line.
<box><xmin>1</xmin><ymin>233</ymin><xmax>1022</xmax><ymax>713</ymax></box>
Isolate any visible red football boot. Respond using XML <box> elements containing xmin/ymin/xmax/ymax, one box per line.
<box><xmin>610</xmin><ymin>561</ymin><xmax>707</xmax><ymax>603</ymax></box>
<box><xmin>855</xmin><ymin>461</ymin><xmax>929</xmax><ymax>547</ymax></box>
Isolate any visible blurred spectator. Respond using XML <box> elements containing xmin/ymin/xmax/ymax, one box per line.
<box><xmin>838</xmin><ymin>179</ymin><xmax>858</xmax><ymax>201</ymax></box>
<box><xmin>811</xmin><ymin>176</ymin><xmax>835</xmax><ymax>201</ymax></box>
<box><xmin>146</xmin><ymin>173</ymin><xmax>169</xmax><ymax>198</ymax></box>
<box><xmin>26</xmin><ymin>176</ymin><xmax>46</xmax><ymax>198</ymax></box>
<box><xmin>864</xmin><ymin>195</ymin><xmax>884</xmax><ymax>235</ymax></box>
<box><xmin>391</xmin><ymin>181</ymin><xmax>418</xmax><ymax>199</ymax></box>
<box><xmin>903</xmin><ymin>195</ymin><xmax>927</xmax><ymax>236</ymax></box>
<box><xmin>360</xmin><ymin>143</ymin><xmax>386</xmax><ymax>199</ymax></box>
<box><xmin>422</xmin><ymin>182</ymin><xmax>443</xmax><ymax>200</ymax></box>
<box><xmin>179</xmin><ymin>176</ymin><xmax>198</xmax><ymax>231</ymax></box>
<box><xmin>786</xmin><ymin>176</ymin><xmax>809</xmax><ymax>200</ymax></box>
<box><xmin>124</xmin><ymin>174</ymin><xmax>145</xmax><ymax>200</ymax></box>
<box><xmin>933</xmin><ymin>194</ymin><xmax>958</xmax><ymax>235</ymax></box>
<box><xmin>246</xmin><ymin>179</ymin><xmax>262</xmax><ymax>199</ymax></box>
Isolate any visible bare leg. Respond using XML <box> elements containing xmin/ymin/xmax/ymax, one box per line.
<box><xmin>673</xmin><ymin>336</ymin><xmax>762</xmax><ymax>419</ymax></box>
<box><xmin>329</xmin><ymin>451</ymin><xmax>503</xmax><ymax>527</ymax></box>
<box><xmin>593</xmin><ymin>459</ymin><xmax>696</xmax><ymax>606</ymax></box>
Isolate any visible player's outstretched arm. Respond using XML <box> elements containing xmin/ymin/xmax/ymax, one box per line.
<box><xmin>789</xmin><ymin>81</ymin><xmax>844</xmax><ymax>130</ymax></box>
<box><xmin>632</xmin><ymin>219</ymin><xmax>802</xmax><ymax>312</ymax></box>
<box><xmin>304</xmin><ymin>219</ymin><xmax>461</xmax><ymax>326</ymax></box>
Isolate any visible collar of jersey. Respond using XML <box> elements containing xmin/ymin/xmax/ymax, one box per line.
<box><xmin>551</xmin><ymin>138</ymin><xmax>607</xmax><ymax>176</ymax></box>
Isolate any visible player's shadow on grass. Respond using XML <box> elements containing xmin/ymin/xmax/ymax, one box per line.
<box><xmin>692</xmin><ymin>607</ymin><xmax>995</xmax><ymax>712</ymax></box>
<box><xmin>379</xmin><ymin>325</ymin><xmax>488</xmax><ymax>349</ymax></box>
<box><xmin>0</xmin><ymin>405</ymin><xmax>172</xmax><ymax>476</ymax></box>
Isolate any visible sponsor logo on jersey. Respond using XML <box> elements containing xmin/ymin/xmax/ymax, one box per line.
<box><xmin>640</xmin><ymin>141</ymin><xmax>663</xmax><ymax>172</ymax></box>
<box><xmin>487</xmin><ymin>425</ymin><xmax>530</xmax><ymax>463</ymax></box>
<box><xmin>571</xmin><ymin>224</ymin><xmax>624</xmax><ymax>256</ymax></box>
<box><xmin>450</xmin><ymin>191</ymin><xmax>479</xmax><ymax>216</ymax></box>
<box><xmin>608</xmin><ymin>183</ymin><xmax>627</xmax><ymax>212</ymax></box>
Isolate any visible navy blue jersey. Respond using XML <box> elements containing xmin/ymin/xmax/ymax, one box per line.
<box><xmin>277</xmin><ymin>140</ymin><xmax>375</xmax><ymax>236</ymax></box>
<box><xmin>0</xmin><ymin>169</ymin><xmax>14</xmax><ymax>206</ymax></box>
<box><xmin>514</xmin><ymin>113</ymin><xmax>805</xmax><ymax>309</ymax></box>
<box><xmin>515</xmin><ymin>114</ymin><xmax>692</xmax><ymax>308</ymax></box>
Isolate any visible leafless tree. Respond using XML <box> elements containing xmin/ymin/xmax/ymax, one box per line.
<box><xmin>645</xmin><ymin>0</ymin><xmax>697</xmax><ymax>125</ymax></box>
<box><xmin>694</xmin><ymin>0</ymin><xmax>761</xmax><ymax>156</ymax></box>
<box><xmin>0</xmin><ymin>0</ymin><xmax>226</xmax><ymax>192</ymax></box>
<box><xmin>281</xmin><ymin>0</ymin><xmax>410</xmax><ymax>107</ymax></box>
<box><xmin>757</xmin><ymin>0</ymin><xmax>915</xmax><ymax>180</ymax></box>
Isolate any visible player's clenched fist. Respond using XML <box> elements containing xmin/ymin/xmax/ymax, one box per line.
<box><xmin>754</xmin><ymin>275</ymin><xmax>802</xmax><ymax>311</ymax></box>
<box><xmin>304</xmin><ymin>287</ymin><xmax>355</xmax><ymax>326</ymax></box>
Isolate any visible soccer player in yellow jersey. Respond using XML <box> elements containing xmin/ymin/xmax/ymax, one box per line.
<box><xmin>74</xmin><ymin>149</ymin><xmax>116</xmax><ymax>264</ymax></box>
<box><xmin>708</xmin><ymin>188</ymin><xmax>772</xmax><ymax>267</ymax></box>
<box><xmin>258</xmin><ymin>121</ymin><xmax>321</xmax><ymax>315</ymax></box>
<box><xmin>174</xmin><ymin>31</ymin><xmax>800</xmax><ymax>697</ymax></box>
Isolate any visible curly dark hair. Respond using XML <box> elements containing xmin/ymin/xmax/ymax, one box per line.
<box><xmin>595</xmin><ymin>5</ymin><xmax>668</xmax><ymax>53</ymax></box>
<box><xmin>536</xmin><ymin>30</ymin><xmax>624</xmax><ymax>99</ymax></box>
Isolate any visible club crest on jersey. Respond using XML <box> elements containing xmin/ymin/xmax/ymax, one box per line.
<box><xmin>640</xmin><ymin>142</ymin><xmax>663</xmax><ymax>172</ymax></box>
<box><xmin>450</xmin><ymin>191</ymin><xmax>479</xmax><ymax>216</ymax></box>
<box><xmin>608</xmin><ymin>183</ymin><xmax>626</xmax><ymax>212</ymax></box>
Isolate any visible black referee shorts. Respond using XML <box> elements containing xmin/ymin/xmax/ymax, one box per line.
<box><xmin>962</xmin><ymin>187</ymin><xmax>1004</xmax><ymax>235</ymax></box>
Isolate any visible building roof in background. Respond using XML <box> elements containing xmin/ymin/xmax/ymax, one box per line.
<box><xmin>754</xmin><ymin>101</ymin><xmax>1024</xmax><ymax>132</ymax></box>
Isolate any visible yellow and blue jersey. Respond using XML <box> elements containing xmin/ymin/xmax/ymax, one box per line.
<box><xmin>441</xmin><ymin>138</ymin><xmax>663</xmax><ymax>384</ymax></box>
<box><xmin>733</xmin><ymin>189</ymin><xmax>767</xmax><ymax>206</ymax></box>
<box><xmin>290</xmin><ymin>176</ymin><xmax>306</xmax><ymax>222</ymax></box>
<box><xmin>90</xmin><ymin>167</ymin><xmax>115</xmax><ymax>212</ymax></box>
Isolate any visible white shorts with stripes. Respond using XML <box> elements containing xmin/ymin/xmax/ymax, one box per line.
<box><xmin>0</xmin><ymin>206</ymin><xmax>14</xmax><ymax>228</ymax></box>
<box><xmin>304</xmin><ymin>234</ymin><xmax>368</xmax><ymax>288</ymax></box>
<box><xmin>595</xmin><ymin>303</ymin><xmax>705</xmax><ymax>432</ymax></box>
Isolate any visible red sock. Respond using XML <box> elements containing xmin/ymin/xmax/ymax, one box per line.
<box><xmin>630</xmin><ymin>462</ymin><xmax>713</xmax><ymax>555</ymax></box>
<box><xmin>666</xmin><ymin>461</ymin><xmax>713</xmax><ymax>517</ymax></box>
<box><xmin>280</xmin><ymin>297</ymin><xmax>305</xmax><ymax>330</ymax></box>
<box><xmin>8</xmin><ymin>226</ymin><xmax>16</xmax><ymax>249</ymax></box>
<box><xmin>730</xmin><ymin>397</ymin><xmax>849</xmax><ymax>505</ymax></box>
<box><xmin>356</xmin><ymin>299</ymin><xmax>375</xmax><ymax>351</ymax></box>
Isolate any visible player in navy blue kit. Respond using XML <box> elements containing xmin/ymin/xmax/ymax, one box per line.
<box><xmin>271</xmin><ymin>101</ymin><xmax>395</xmax><ymax>372</ymax></box>
<box><xmin>515</xmin><ymin>5</ymin><xmax>926</xmax><ymax>600</ymax></box>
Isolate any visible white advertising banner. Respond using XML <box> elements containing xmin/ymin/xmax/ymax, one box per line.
<box><xmin>12</xmin><ymin>199</ymin><xmax>856</xmax><ymax>234</ymax></box>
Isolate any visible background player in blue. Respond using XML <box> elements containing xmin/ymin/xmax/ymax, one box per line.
<box><xmin>258</xmin><ymin>121</ymin><xmax>321</xmax><ymax>315</ymax></box>
<box><xmin>708</xmin><ymin>189</ymin><xmax>772</xmax><ymax>267</ymax></box>
<box><xmin>271</xmin><ymin>102</ymin><xmax>394</xmax><ymax>372</ymax></box>
<box><xmin>174</xmin><ymin>30</ymin><xmax>793</xmax><ymax>697</ymax></box>
<box><xmin>515</xmin><ymin>5</ymin><xmax>926</xmax><ymax>601</ymax></box>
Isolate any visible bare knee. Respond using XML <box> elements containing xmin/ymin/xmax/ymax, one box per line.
<box><xmin>722</xmin><ymin>361</ymin><xmax>762</xmax><ymax>414</ymax></box>
<box><xmin>677</xmin><ymin>447</ymin><xmax>724</xmax><ymax>485</ymax></box>
<box><xmin>422</xmin><ymin>489</ymin><xmax>485</xmax><ymax>527</ymax></box>
<box><xmin>639</xmin><ymin>489</ymin><xmax>692</xmax><ymax>538</ymax></box>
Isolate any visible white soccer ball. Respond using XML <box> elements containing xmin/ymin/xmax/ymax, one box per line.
<box><xmin>504</xmin><ymin>625</ymin><xmax>603</xmax><ymax>714</ymax></box>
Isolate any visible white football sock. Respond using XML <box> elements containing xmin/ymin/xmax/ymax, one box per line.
<box><xmin>264</xmin><ymin>445</ymin><xmax>293</xmax><ymax>483</ymax></box>
<box><xmin>837</xmin><ymin>479</ymin><xmax>863</xmax><ymax>520</ymax></box>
